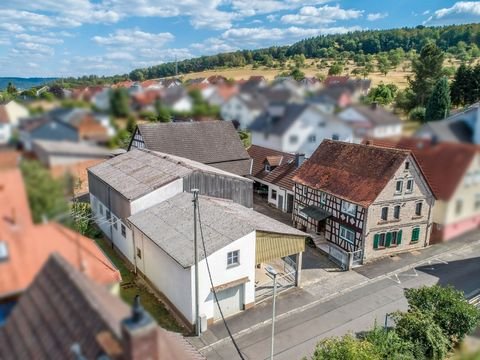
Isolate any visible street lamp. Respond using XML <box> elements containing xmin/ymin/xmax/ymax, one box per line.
<box><xmin>265</xmin><ymin>265</ymin><xmax>278</xmax><ymax>360</ymax></box>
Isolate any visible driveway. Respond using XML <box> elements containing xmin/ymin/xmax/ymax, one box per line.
<box><xmin>253</xmin><ymin>194</ymin><xmax>292</xmax><ymax>226</ymax></box>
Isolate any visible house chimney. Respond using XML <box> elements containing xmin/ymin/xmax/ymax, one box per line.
<box><xmin>295</xmin><ymin>153</ymin><xmax>305</xmax><ymax>168</ymax></box>
<box><xmin>121</xmin><ymin>295</ymin><xmax>160</xmax><ymax>360</ymax></box>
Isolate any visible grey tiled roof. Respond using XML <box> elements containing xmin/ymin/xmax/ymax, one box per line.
<box><xmin>33</xmin><ymin>139</ymin><xmax>112</xmax><ymax>157</ymax></box>
<box><xmin>88</xmin><ymin>148</ymin><xmax>248</xmax><ymax>200</ymax></box>
<box><xmin>136</xmin><ymin>121</ymin><xmax>252</xmax><ymax>176</ymax></box>
<box><xmin>127</xmin><ymin>192</ymin><xmax>306</xmax><ymax>268</ymax></box>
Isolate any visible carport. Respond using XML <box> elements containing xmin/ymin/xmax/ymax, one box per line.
<box><xmin>254</xmin><ymin>231</ymin><xmax>305</xmax><ymax>302</ymax></box>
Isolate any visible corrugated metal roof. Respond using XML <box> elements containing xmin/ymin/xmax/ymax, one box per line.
<box><xmin>88</xmin><ymin>148</ymin><xmax>249</xmax><ymax>201</ymax></box>
<box><xmin>127</xmin><ymin>192</ymin><xmax>306</xmax><ymax>268</ymax></box>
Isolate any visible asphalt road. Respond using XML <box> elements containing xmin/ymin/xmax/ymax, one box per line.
<box><xmin>202</xmin><ymin>241</ymin><xmax>480</xmax><ymax>360</ymax></box>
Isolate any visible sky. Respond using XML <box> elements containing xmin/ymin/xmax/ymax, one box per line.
<box><xmin>0</xmin><ymin>0</ymin><xmax>479</xmax><ymax>78</ymax></box>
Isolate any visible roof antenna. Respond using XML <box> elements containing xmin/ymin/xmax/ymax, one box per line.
<box><xmin>71</xmin><ymin>343</ymin><xmax>86</xmax><ymax>360</ymax></box>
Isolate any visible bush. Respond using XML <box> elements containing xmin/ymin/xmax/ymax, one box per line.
<box><xmin>363</xmin><ymin>325</ymin><xmax>416</xmax><ymax>360</ymax></box>
<box><xmin>309</xmin><ymin>334</ymin><xmax>380</xmax><ymax>360</ymax></box>
<box><xmin>392</xmin><ymin>310</ymin><xmax>450</xmax><ymax>360</ymax></box>
<box><xmin>408</xmin><ymin>107</ymin><xmax>426</xmax><ymax>122</ymax></box>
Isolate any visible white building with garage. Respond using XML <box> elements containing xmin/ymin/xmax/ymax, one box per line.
<box><xmin>127</xmin><ymin>192</ymin><xmax>306</xmax><ymax>329</ymax></box>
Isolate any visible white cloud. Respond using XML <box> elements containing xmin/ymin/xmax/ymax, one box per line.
<box><xmin>92</xmin><ymin>29</ymin><xmax>174</xmax><ymax>48</ymax></box>
<box><xmin>424</xmin><ymin>1</ymin><xmax>480</xmax><ymax>25</ymax></box>
<box><xmin>221</xmin><ymin>25</ymin><xmax>362</xmax><ymax>47</ymax></box>
<box><xmin>281</xmin><ymin>5</ymin><xmax>363</xmax><ymax>25</ymax></box>
<box><xmin>422</xmin><ymin>10</ymin><xmax>431</xmax><ymax>15</ymax></box>
<box><xmin>367</xmin><ymin>12</ymin><xmax>388</xmax><ymax>21</ymax></box>
<box><xmin>191</xmin><ymin>38</ymin><xmax>239</xmax><ymax>54</ymax></box>
<box><xmin>231</xmin><ymin>0</ymin><xmax>331</xmax><ymax>16</ymax></box>
<box><xmin>0</xmin><ymin>23</ymin><xmax>25</xmax><ymax>32</ymax></box>
<box><xmin>15</xmin><ymin>33</ymin><xmax>64</xmax><ymax>44</ymax></box>
<box><xmin>14</xmin><ymin>42</ymin><xmax>55</xmax><ymax>56</ymax></box>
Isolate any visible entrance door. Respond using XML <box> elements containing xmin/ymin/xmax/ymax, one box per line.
<box><xmin>317</xmin><ymin>219</ymin><xmax>326</xmax><ymax>234</ymax></box>
<box><xmin>286</xmin><ymin>194</ymin><xmax>294</xmax><ymax>213</ymax></box>
<box><xmin>213</xmin><ymin>284</ymin><xmax>243</xmax><ymax>320</ymax></box>
<box><xmin>278</xmin><ymin>194</ymin><xmax>284</xmax><ymax>211</ymax></box>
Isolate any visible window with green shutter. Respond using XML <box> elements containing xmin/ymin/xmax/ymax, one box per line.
<box><xmin>386</xmin><ymin>232</ymin><xmax>392</xmax><ymax>247</ymax></box>
<box><xmin>397</xmin><ymin>230</ymin><xmax>402</xmax><ymax>245</ymax></box>
<box><xmin>411</xmin><ymin>228</ymin><xmax>420</xmax><ymax>242</ymax></box>
<box><xmin>373</xmin><ymin>234</ymin><xmax>379</xmax><ymax>249</ymax></box>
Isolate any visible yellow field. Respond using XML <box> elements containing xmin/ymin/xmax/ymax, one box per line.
<box><xmin>181</xmin><ymin>59</ymin><xmax>413</xmax><ymax>89</ymax></box>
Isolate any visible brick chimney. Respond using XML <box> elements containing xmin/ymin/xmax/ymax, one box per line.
<box><xmin>121</xmin><ymin>295</ymin><xmax>160</xmax><ymax>360</ymax></box>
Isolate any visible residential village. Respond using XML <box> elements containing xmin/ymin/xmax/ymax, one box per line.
<box><xmin>1</xmin><ymin>72</ymin><xmax>480</xmax><ymax>359</ymax></box>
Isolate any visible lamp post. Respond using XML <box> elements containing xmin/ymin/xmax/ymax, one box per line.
<box><xmin>192</xmin><ymin>189</ymin><xmax>200</xmax><ymax>336</ymax></box>
<box><xmin>265</xmin><ymin>265</ymin><xmax>278</xmax><ymax>360</ymax></box>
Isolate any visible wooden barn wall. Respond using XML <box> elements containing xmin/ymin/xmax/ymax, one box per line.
<box><xmin>183</xmin><ymin>171</ymin><xmax>253</xmax><ymax>208</ymax></box>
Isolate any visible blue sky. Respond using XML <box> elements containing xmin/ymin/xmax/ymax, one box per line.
<box><xmin>0</xmin><ymin>0</ymin><xmax>479</xmax><ymax>77</ymax></box>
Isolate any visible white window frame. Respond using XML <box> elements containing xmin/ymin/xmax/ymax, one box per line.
<box><xmin>339</xmin><ymin>226</ymin><xmax>355</xmax><ymax>245</ymax></box>
<box><xmin>341</xmin><ymin>200</ymin><xmax>357</xmax><ymax>216</ymax></box>
<box><xmin>227</xmin><ymin>250</ymin><xmax>240</xmax><ymax>267</ymax></box>
<box><xmin>121</xmin><ymin>224</ymin><xmax>126</xmax><ymax>238</ymax></box>
<box><xmin>320</xmin><ymin>192</ymin><xmax>327</xmax><ymax>205</ymax></box>
<box><xmin>406</xmin><ymin>179</ymin><xmax>414</xmax><ymax>193</ymax></box>
<box><xmin>271</xmin><ymin>189</ymin><xmax>277</xmax><ymax>200</ymax></box>
<box><xmin>298</xmin><ymin>206</ymin><xmax>308</xmax><ymax>219</ymax></box>
<box><xmin>112</xmin><ymin>216</ymin><xmax>118</xmax><ymax>230</ymax></box>
<box><xmin>0</xmin><ymin>241</ymin><xmax>8</xmax><ymax>261</ymax></box>
<box><xmin>393</xmin><ymin>205</ymin><xmax>401</xmax><ymax>219</ymax></box>
<box><xmin>395</xmin><ymin>180</ymin><xmax>403</xmax><ymax>194</ymax></box>
<box><xmin>381</xmin><ymin>207</ymin><xmax>388</xmax><ymax>221</ymax></box>
<box><xmin>415</xmin><ymin>202</ymin><xmax>423</xmax><ymax>216</ymax></box>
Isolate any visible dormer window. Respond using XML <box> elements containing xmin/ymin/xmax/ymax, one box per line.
<box><xmin>264</xmin><ymin>164</ymin><xmax>271</xmax><ymax>172</ymax></box>
<box><xmin>405</xmin><ymin>161</ymin><xmax>410</xmax><ymax>170</ymax></box>
<box><xmin>0</xmin><ymin>241</ymin><xmax>8</xmax><ymax>261</ymax></box>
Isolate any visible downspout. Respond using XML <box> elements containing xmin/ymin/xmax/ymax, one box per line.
<box><xmin>361</xmin><ymin>206</ymin><xmax>368</xmax><ymax>265</ymax></box>
<box><xmin>127</xmin><ymin>209</ymin><xmax>138</xmax><ymax>275</ymax></box>
<box><xmin>424</xmin><ymin>196</ymin><xmax>434</xmax><ymax>247</ymax></box>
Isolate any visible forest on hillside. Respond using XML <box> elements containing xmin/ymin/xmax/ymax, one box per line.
<box><xmin>50</xmin><ymin>23</ymin><xmax>480</xmax><ymax>87</ymax></box>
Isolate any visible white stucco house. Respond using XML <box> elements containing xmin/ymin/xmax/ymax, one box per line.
<box><xmin>338</xmin><ymin>104</ymin><xmax>403</xmax><ymax>143</ymax></box>
<box><xmin>88</xmin><ymin>148</ymin><xmax>306</xmax><ymax>331</ymax></box>
<box><xmin>127</xmin><ymin>192</ymin><xmax>305</xmax><ymax>328</ymax></box>
<box><xmin>250</xmin><ymin>103</ymin><xmax>353</xmax><ymax>158</ymax></box>
<box><xmin>0</xmin><ymin>100</ymin><xmax>29</xmax><ymax>144</ymax></box>
<box><xmin>220</xmin><ymin>93</ymin><xmax>266</xmax><ymax>129</ymax></box>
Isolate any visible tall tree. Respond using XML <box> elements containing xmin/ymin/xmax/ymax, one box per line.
<box><xmin>109</xmin><ymin>89</ymin><xmax>130</xmax><ymax>117</ymax></box>
<box><xmin>6</xmin><ymin>82</ymin><xmax>17</xmax><ymax>95</ymax></box>
<box><xmin>425</xmin><ymin>76</ymin><xmax>451</xmax><ymax>121</ymax></box>
<box><xmin>408</xmin><ymin>43</ymin><xmax>445</xmax><ymax>107</ymax></box>
<box><xmin>450</xmin><ymin>63</ymin><xmax>471</xmax><ymax>106</ymax></box>
<box><xmin>20</xmin><ymin>160</ymin><xmax>69</xmax><ymax>223</ymax></box>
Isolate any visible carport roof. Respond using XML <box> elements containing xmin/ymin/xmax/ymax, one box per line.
<box><xmin>127</xmin><ymin>192</ymin><xmax>306</xmax><ymax>268</ymax></box>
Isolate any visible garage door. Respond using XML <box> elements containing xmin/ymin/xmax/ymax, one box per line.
<box><xmin>213</xmin><ymin>284</ymin><xmax>243</xmax><ymax>320</ymax></box>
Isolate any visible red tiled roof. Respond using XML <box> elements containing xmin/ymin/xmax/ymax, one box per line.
<box><xmin>112</xmin><ymin>80</ymin><xmax>134</xmax><ymax>88</ymax></box>
<box><xmin>140</xmin><ymin>79</ymin><xmax>160</xmax><ymax>88</ymax></box>
<box><xmin>364</xmin><ymin>137</ymin><xmax>478</xmax><ymax>200</ymax></box>
<box><xmin>248</xmin><ymin>145</ymin><xmax>298</xmax><ymax>190</ymax></box>
<box><xmin>293</xmin><ymin>140</ymin><xmax>412</xmax><ymax>207</ymax></box>
<box><xmin>0</xmin><ymin>151</ymin><xmax>20</xmax><ymax>170</ymax></box>
<box><xmin>133</xmin><ymin>89</ymin><xmax>162</xmax><ymax>106</ymax></box>
<box><xmin>215</xmin><ymin>84</ymin><xmax>238</xmax><ymax>101</ymax></box>
<box><xmin>0</xmin><ymin>169</ymin><xmax>120</xmax><ymax>298</ymax></box>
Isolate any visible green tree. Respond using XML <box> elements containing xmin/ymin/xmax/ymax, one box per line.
<box><xmin>110</xmin><ymin>88</ymin><xmax>130</xmax><ymax>117</ymax></box>
<box><xmin>155</xmin><ymin>101</ymin><xmax>171</xmax><ymax>122</ymax></box>
<box><xmin>404</xmin><ymin>285</ymin><xmax>480</xmax><ymax>344</ymax></box>
<box><xmin>409</xmin><ymin>106</ymin><xmax>426</xmax><ymax>122</ymax></box>
<box><xmin>425</xmin><ymin>76</ymin><xmax>451</xmax><ymax>121</ymax></box>
<box><xmin>6</xmin><ymin>82</ymin><xmax>17</xmax><ymax>95</ymax></box>
<box><xmin>366</xmin><ymin>84</ymin><xmax>398</xmax><ymax>105</ymax></box>
<box><xmin>363</xmin><ymin>326</ymin><xmax>416</xmax><ymax>360</ymax></box>
<box><xmin>20</xmin><ymin>160</ymin><xmax>69</xmax><ymax>223</ymax></box>
<box><xmin>408</xmin><ymin>43</ymin><xmax>445</xmax><ymax>108</ymax></box>
<box><xmin>308</xmin><ymin>334</ymin><xmax>381</xmax><ymax>360</ymax></box>
<box><xmin>392</xmin><ymin>310</ymin><xmax>450</xmax><ymax>360</ymax></box>
<box><xmin>126</xmin><ymin>115</ymin><xmax>137</xmax><ymax>133</ymax></box>
<box><xmin>290</xmin><ymin>67</ymin><xmax>305</xmax><ymax>81</ymax></box>
<box><xmin>377</xmin><ymin>55</ymin><xmax>392</xmax><ymax>76</ymax></box>
<box><xmin>328</xmin><ymin>63</ymin><xmax>343</xmax><ymax>75</ymax></box>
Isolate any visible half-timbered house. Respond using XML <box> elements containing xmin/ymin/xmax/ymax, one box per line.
<box><xmin>292</xmin><ymin>140</ymin><xmax>435</xmax><ymax>269</ymax></box>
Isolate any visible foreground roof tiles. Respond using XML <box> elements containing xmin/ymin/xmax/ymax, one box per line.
<box><xmin>0</xmin><ymin>254</ymin><xmax>203</xmax><ymax>360</ymax></box>
<box><xmin>293</xmin><ymin>140</ymin><xmax>411</xmax><ymax>207</ymax></box>
<box><xmin>0</xmin><ymin>169</ymin><xmax>120</xmax><ymax>298</ymax></box>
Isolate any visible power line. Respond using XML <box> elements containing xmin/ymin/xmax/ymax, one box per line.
<box><xmin>196</xmin><ymin>197</ymin><xmax>245</xmax><ymax>360</ymax></box>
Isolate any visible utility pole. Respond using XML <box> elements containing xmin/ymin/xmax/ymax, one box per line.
<box><xmin>192</xmin><ymin>189</ymin><xmax>201</xmax><ymax>336</ymax></box>
<box><xmin>265</xmin><ymin>265</ymin><xmax>278</xmax><ymax>360</ymax></box>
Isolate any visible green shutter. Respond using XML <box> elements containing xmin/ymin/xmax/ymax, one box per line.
<box><xmin>412</xmin><ymin>228</ymin><xmax>420</xmax><ymax>242</ymax></box>
<box><xmin>386</xmin><ymin>232</ymin><xmax>392</xmax><ymax>247</ymax></box>
<box><xmin>373</xmin><ymin>234</ymin><xmax>379</xmax><ymax>249</ymax></box>
<box><xmin>397</xmin><ymin>230</ymin><xmax>402</xmax><ymax>245</ymax></box>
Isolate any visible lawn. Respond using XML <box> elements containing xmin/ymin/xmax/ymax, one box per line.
<box><xmin>93</xmin><ymin>235</ymin><xmax>187</xmax><ymax>334</ymax></box>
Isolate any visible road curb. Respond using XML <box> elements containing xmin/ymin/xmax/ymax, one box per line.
<box><xmin>197</xmin><ymin>238</ymin><xmax>480</xmax><ymax>353</ymax></box>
